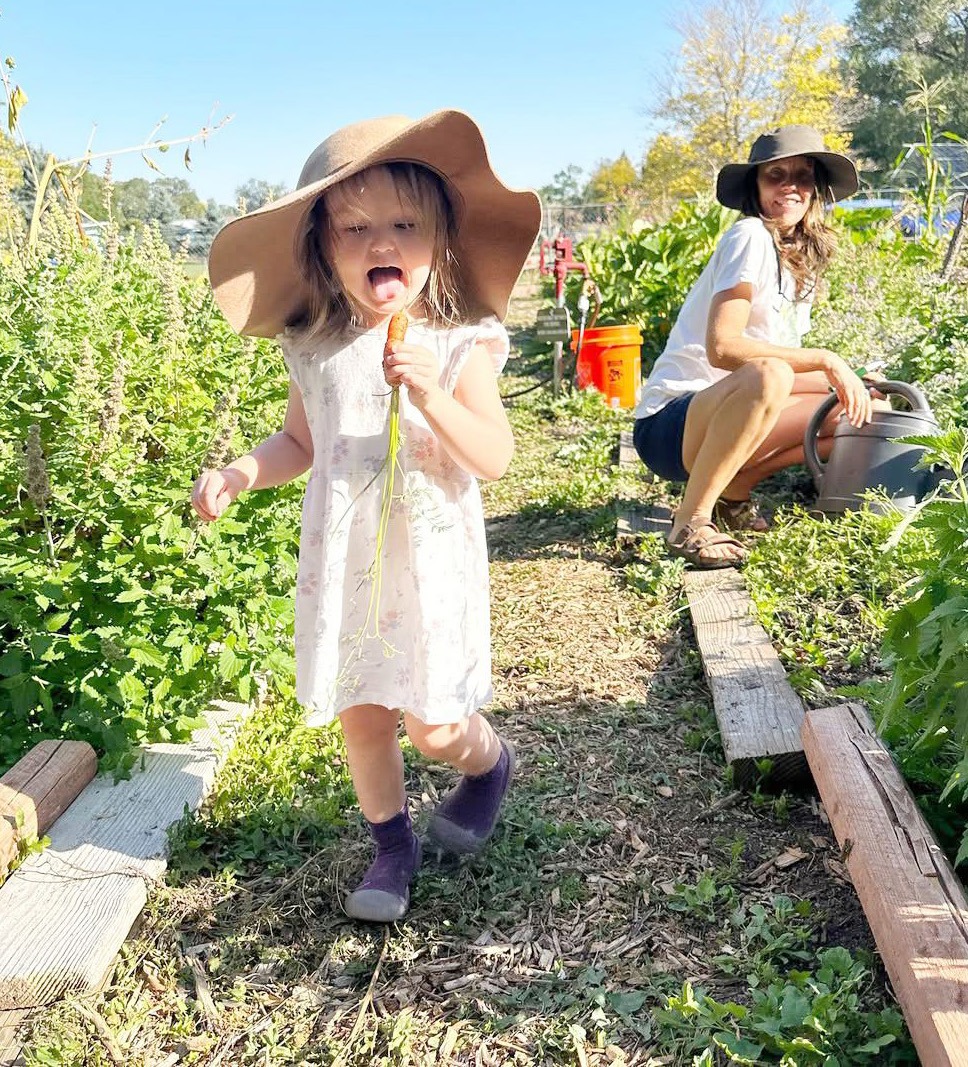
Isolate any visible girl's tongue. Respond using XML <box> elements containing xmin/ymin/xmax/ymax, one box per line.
<box><xmin>368</xmin><ymin>266</ymin><xmax>404</xmax><ymax>302</ymax></box>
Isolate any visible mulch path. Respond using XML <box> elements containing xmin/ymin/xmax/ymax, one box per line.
<box><xmin>17</xmin><ymin>279</ymin><xmax>895</xmax><ymax>1066</ymax></box>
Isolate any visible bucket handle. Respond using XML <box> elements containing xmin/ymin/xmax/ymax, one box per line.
<box><xmin>802</xmin><ymin>380</ymin><xmax>933</xmax><ymax>485</ymax></box>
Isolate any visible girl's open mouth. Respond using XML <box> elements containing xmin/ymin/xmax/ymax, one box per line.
<box><xmin>368</xmin><ymin>266</ymin><xmax>404</xmax><ymax>301</ymax></box>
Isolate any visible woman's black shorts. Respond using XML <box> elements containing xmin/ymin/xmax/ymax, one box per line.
<box><xmin>632</xmin><ymin>392</ymin><xmax>695</xmax><ymax>483</ymax></box>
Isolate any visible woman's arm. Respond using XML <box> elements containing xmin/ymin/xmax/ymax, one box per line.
<box><xmin>706</xmin><ymin>284</ymin><xmax>838</xmax><ymax>373</ymax></box>
<box><xmin>191</xmin><ymin>379</ymin><xmax>314</xmax><ymax>521</ymax></box>
<box><xmin>387</xmin><ymin>340</ymin><xmax>514</xmax><ymax>480</ymax></box>
<box><xmin>706</xmin><ymin>284</ymin><xmax>872</xmax><ymax>426</ymax></box>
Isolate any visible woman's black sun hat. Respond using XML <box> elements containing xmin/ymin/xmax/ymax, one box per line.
<box><xmin>716</xmin><ymin>125</ymin><xmax>859</xmax><ymax>210</ymax></box>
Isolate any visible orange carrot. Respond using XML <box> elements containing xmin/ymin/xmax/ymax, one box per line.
<box><xmin>385</xmin><ymin>310</ymin><xmax>408</xmax><ymax>356</ymax></box>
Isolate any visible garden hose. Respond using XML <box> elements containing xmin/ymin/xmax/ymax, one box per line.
<box><xmin>571</xmin><ymin>278</ymin><xmax>601</xmax><ymax>385</ymax></box>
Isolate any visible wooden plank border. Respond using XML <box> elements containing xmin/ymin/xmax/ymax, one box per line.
<box><xmin>803</xmin><ymin>702</ymin><xmax>968</xmax><ymax>1065</ymax></box>
<box><xmin>683</xmin><ymin>570</ymin><xmax>808</xmax><ymax>789</ymax></box>
<box><xmin>0</xmin><ymin>700</ymin><xmax>250</xmax><ymax>1057</ymax></box>
<box><xmin>0</xmin><ymin>740</ymin><xmax>97</xmax><ymax>881</ymax></box>
<box><xmin>614</xmin><ymin>426</ymin><xmax>807</xmax><ymax>788</ymax></box>
<box><xmin>0</xmin><ymin>1010</ymin><xmax>26</xmax><ymax>1066</ymax></box>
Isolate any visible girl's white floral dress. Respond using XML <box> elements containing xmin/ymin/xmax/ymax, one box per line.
<box><xmin>279</xmin><ymin>316</ymin><xmax>508</xmax><ymax>727</ymax></box>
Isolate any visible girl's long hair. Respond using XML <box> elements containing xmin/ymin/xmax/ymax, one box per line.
<box><xmin>741</xmin><ymin>161</ymin><xmax>837</xmax><ymax>300</ymax></box>
<box><xmin>292</xmin><ymin>162</ymin><xmax>464</xmax><ymax>339</ymax></box>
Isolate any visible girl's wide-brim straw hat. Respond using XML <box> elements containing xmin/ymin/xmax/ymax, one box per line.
<box><xmin>715</xmin><ymin>125</ymin><xmax>859</xmax><ymax>211</ymax></box>
<box><xmin>208</xmin><ymin>110</ymin><xmax>542</xmax><ymax>337</ymax></box>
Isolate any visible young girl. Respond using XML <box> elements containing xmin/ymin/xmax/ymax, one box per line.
<box><xmin>192</xmin><ymin>111</ymin><xmax>541</xmax><ymax>922</ymax></box>
<box><xmin>633</xmin><ymin>125</ymin><xmax>874</xmax><ymax>568</ymax></box>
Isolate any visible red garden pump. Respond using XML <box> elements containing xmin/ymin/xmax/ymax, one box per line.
<box><xmin>539</xmin><ymin>234</ymin><xmax>589</xmax><ymax>395</ymax></box>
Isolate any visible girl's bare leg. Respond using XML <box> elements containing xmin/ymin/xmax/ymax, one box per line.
<box><xmin>406</xmin><ymin>711</ymin><xmax>512</xmax><ymax>856</ymax></box>
<box><xmin>340</xmin><ymin>703</ymin><xmax>420</xmax><ymax>923</ymax></box>
<box><xmin>339</xmin><ymin>703</ymin><xmax>405</xmax><ymax>822</ymax></box>
<box><xmin>403</xmin><ymin>710</ymin><xmax>501</xmax><ymax>775</ymax></box>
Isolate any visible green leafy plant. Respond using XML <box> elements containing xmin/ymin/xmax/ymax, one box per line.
<box><xmin>895</xmin><ymin>77</ymin><xmax>960</xmax><ymax>245</ymax></box>
<box><xmin>0</xmin><ymin>211</ymin><xmax>300</xmax><ymax>772</ymax></box>
<box><xmin>744</xmin><ymin>508</ymin><xmax>925</xmax><ymax>698</ymax></box>
<box><xmin>656</xmin><ymin>947</ymin><xmax>910</xmax><ymax>1065</ymax></box>
<box><xmin>569</xmin><ymin>198</ymin><xmax>733</xmax><ymax>367</ymax></box>
<box><xmin>872</xmin><ymin>430</ymin><xmax>968</xmax><ymax>863</ymax></box>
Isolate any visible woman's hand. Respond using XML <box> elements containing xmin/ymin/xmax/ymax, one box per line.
<box><xmin>384</xmin><ymin>341</ymin><xmax>442</xmax><ymax>408</ymax></box>
<box><xmin>820</xmin><ymin>352</ymin><xmax>873</xmax><ymax>428</ymax></box>
<box><xmin>191</xmin><ymin>467</ymin><xmax>248</xmax><ymax>522</ymax></box>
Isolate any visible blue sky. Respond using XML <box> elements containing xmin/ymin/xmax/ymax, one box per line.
<box><xmin>5</xmin><ymin>0</ymin><xmax>854</xmax><ymax>204</ymax></box>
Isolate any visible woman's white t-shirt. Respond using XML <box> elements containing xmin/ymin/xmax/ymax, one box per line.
<box><xmin>635</xmin><ymin>216</ymin><xmax>813</xmax><ymax>418</ymax></box>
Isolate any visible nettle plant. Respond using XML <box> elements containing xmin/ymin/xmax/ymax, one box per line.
<box><xmin>0</xmin><ymin>208</ymin><xmax>300</xmax><ymax>772</ymax></box>
<box><xmin>874</xmin><ymin>430</ymin><xmax>968</xmax><ymax>863</ymax></box>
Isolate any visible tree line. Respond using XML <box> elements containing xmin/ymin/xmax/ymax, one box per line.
<box><xmin>4</xmin><ymin>0</ymin><xmax>965</xmax><ymax>251</ymax></box>
<box><xmin>541</xmin><ymin>0</ymin><xmax>968</xmax><ymax>218</ymax></box>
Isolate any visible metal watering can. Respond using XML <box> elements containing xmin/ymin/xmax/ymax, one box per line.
<box><xmin>803</xmin><ymin>380</ymin><xmax>942</xmax><ymax>515</ymax></box>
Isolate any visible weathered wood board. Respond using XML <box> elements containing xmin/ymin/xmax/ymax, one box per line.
<box><xmin>0</xmin><ymin>701</ymin><xmax>249</xmax><ymax>1020</ymax></box>
<box><xmin>684</xmin><ymin>569</ymin><xmax>808</xmax><ymax>788</ymax></box>
<box><xmin>0</xmin><ymin>1009</ymin><xmax>26</xmax><ymax>1066</ymax></box>
<box><xmin>803</xmin><ymin>702</ymin><xmax>968</xmax><ymax>1067</ymax></box>
<box><xmin>616</xmin><ymin>504</ymin><xmax>674</xmax><ymax>539</ymax></box>
<box><xmin>618</xmin><ymin>429</ymin><xmax>638</xmax><ymax>470</ymax></box>
<box><xmin>0</xmin><ymin>824</ymin><xmax>14</xmax><ymax>889</ymax></box>
<box><xmin>613</xmin><ymin>426</ymin><xmax>806</xmax><ymax>786</ymax></box>
<box><xmin>0</xmin><ymin>739</ymin><xmax>97</xmax><ymax>843</ymax></box>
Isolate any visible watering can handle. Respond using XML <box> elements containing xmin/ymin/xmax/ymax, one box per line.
<box><xmin>802</xmin><ymin>380</ymin><xmax>933</xmax><ymax>485</ymax></box>
<box><xmin>803</xmin><ymin>392</ymin><xmax>840</xmax><ymax>485</ymax></box>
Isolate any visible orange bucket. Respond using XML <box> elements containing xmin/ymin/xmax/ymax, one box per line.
<box><xmin>571</xmin><ymin>324</ymin><xmax>643</xmax><ymax>409</ymax></box>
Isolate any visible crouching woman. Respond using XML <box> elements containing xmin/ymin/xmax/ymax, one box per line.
<box><xmin>633</xmin><ymin>126</ymin><xmax>873</xmax><ymax>568</ymax></box>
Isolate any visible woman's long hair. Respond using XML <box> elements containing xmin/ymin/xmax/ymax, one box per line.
<box><xmin>292</xmin><ymin>162</ymin><xmax>464</xmax><ymax>339</ymax></box>
<box><xmin>741</xmin><ymin>162</ymin><xmax>837</xmax><ymax>300</ymax></box>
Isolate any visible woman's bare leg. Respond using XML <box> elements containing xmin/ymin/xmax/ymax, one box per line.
<box><xmin>671</xmin><ymin>360</ymin><xmax>797</xmax><ymax>561</ymax></box>
<box><xmin>722</xmin><ymin>393</ymin><xmax>840</xmax><ymax>499</ymax></box>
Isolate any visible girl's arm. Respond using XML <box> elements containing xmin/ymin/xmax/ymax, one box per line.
<box><xmin>706</xmin><ymin>284</ymin><xmax>872</xmax><ymax>427</ymax></box>
<box><xmin>386</xmin><ymin>341</ymin><xmax>513</xmax><ymax>480</ymax></box>
<box><xmin>191</xmin><ymin>378</ymin><xmax>314</xmax><ymax>521</ymax></box>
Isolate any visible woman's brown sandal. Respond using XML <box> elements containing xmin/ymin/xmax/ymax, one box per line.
<box><xmin>667</xmin><ymin>520</ymin><xmax>748</xmax><ymax>570</ymax></box>
<box><xmin>712</xmin><ymin>496</ymin><xmax>769</xmax><ymax>533</ymax></box>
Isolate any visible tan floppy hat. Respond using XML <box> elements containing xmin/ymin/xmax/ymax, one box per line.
<box><xmin>716</xmin><ymin>125</ymin><xmax>859</xmax><ymax>211</ymax></box>
<box><xmin>208</xmin><ymin>110</ymin><xmax>542</xmax><ymax>337</ymax></box>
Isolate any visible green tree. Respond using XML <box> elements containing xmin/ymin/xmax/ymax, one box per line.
<box><xmin>235</xmin><ymin>178</ymin><xmax>288</xmax><ymax>211</ymax></box>
<box><xmin>112</xmin><ymin>177</ymin><xmax>151</xmax><ymax>230</ymax></box>
<box><xmin>537</xmin><ymin>165</ymin><xmax>586</xmax><ymax>206</ymax></box>
<box><xmin>78</xmin><ymin>169</ymin><xmax>107</xmax><ymax>219</ymax></box>
<box><xmin>152</xmin><ymin>177</ymin><xmax>205</xmax><ymax>219</ymax></box>
<box><xmin>846</xmin><ymin>0</ymin><xmax>968</xmax><ymax>173</ymax></box>
<box><xmin>648</xmin><ymin>0</ymin><xmax>849</xmax><ymax>204</ymax></box>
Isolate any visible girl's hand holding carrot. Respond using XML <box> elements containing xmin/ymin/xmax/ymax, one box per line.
<box><xmin>384</xmin><ymin>310</ymin><xmax>441</xmax><ymax>405</ymax></box>
<box><xmin>383</xmin><ymin>340</ymin><xmax>442</xmax><ymax>405</ymax></box>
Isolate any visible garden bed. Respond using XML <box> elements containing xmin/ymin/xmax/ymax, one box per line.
<box><xmin>9</xmin><ymin>282</ymin><xmax>916</xmax><ymax>1064</ymax></box>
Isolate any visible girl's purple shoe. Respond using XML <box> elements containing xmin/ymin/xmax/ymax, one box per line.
<box><xmin>344</xmin><ymin>808</ymin><xmax>422</xmax><ymax>922</ymax></box>
<box><xmin>427</xmin><ymin>739</ymin><xmax>516</xmax><ymax>856</ymax></box>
